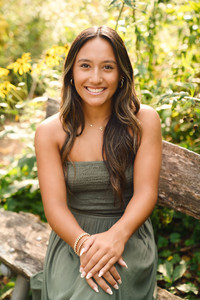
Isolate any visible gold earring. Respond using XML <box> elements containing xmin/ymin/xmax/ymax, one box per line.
<box><xmin>70</xmin><ymin>79</ymin><xmax>74</xmax><ymax>86</ymax></box>
<box><xmin>119</xmin><ymin>77</ymin><xmax>124</xmax><ymax>88</ymax></box>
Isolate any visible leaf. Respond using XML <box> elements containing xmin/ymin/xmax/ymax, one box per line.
<box><xmin>109</xmin><ymin>0</ymin><xmax>118</xmax><ymax>6</ymax></box>
<box><xmin>165</xmin><ymin>261</ymin><xmax>173</xmax><ymax>280</ymax></box>
<box><xmin>159</xmin><ymin>249</ymin><xmax>172</xmax><ymax>258</ymax></box>
<box><xmin>157</xmin><ymin>236</ymin><xmax>168</xmax><ymax>249</ymax></box>
<box><xmin>170</xmin><ymin>233</ymin><xmax>181</xmax><ymax>244</ymax></box>
<box><xmin>172</xmin><ymin>263</ymin><xmax>187</xmax><ymax>282</ymax></box>
<box><xmin>158</xmin><ymin>261</ymin><xmax>173</xmax><ymax>282</ymax></box>
<box><xmin>141</xmin><ymin>89</ymin><xmax>154</xmax><ymax>98</ymax></box>
<box><xmin>176</xmin><ymin>283</ymin><xmax>198</xmax><ymax>295</ymax></box>
<box><xmin>124</xmin><ymin>0</ymin><xmax>133</xmax><ymax>8</ymax></box>
<box><xmin>18</xmin><ymin>155</ymin><xmax>36</xmax><ymax>172</ymax></box>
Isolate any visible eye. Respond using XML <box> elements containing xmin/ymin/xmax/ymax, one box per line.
<box><xmin>80</xmin><ymin>63</ymin><xmax>90</xmax><ymax>69</ymax></box>
<box><xmin>104</xmin><ymin>65</ymin><xmax>114</xmax><ymax>70</ymax></box>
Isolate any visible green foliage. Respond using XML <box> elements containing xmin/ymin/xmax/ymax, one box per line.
<box><xmin>152</xmin><ymin>207</ymin><xmax>200</xmax><ymax>297</ymax></box>
<box><xmin>0</xmin><ymin>152</ymin><xmax>45</xmax><ymax>220</ymax></box>
<box><xmin>0</xmin><ymin>0</ymin><xmax>200</xmax><ymax>298</ymax></box>
<box><xmin>0</xmin><ymin>275</ymin><xmax>15</xmax><ymax>298</ymax></box>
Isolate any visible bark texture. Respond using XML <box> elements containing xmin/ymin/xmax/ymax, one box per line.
<box><xmin>157</xmin><ymin>288</ymin><xmax>182</xmax><ymax>300</ymax></box>
<box><xmin>158</xmin><ymin>141</ymin><xmax>200</xmax><ymax>220</ymax></box>
<box><xmin>0</xmin><ymin>209</ymin><xmax>50</xmax><ymax>278</ymax></box>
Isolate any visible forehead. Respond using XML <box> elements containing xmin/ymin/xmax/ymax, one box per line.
<box><xmin>75</xmin><ymin>37</ymin><xmax>116</xmax><ymax>62</ymax></box>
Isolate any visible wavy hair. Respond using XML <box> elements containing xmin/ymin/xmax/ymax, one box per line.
<box><xmin>60</xmin><ymin>26</ymin><xmax>141</xmax><ymax>204</ymax></box>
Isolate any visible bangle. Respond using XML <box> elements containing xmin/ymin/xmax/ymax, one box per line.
<box><xmin>74</xmin><ymin>233</ymin><xmax>90</xmax><ymax>255</ymax></box>
<box><xmin>77</xmin><ymin>237</ymin><xmax>90</xmax><ymax>256</ymax></box>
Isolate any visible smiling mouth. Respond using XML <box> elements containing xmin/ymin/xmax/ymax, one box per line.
<box><xmin>86</xmin><ymin>87</ymin><xmax>106</xmax><ymax>94</ymax></box>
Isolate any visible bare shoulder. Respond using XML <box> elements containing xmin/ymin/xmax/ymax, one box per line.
<box><xmin>136</xmin><ymin>104</ymin><xmax>161</xmax><ymax>130</ymax></box>
<box><xmin>36</xmin><ymin>112</ymin><xmax>61</xmax><ymax>131</ymax></box>
<box><xmin>35</xmin><ymin>113</ymin><xmax>66</xmax><ymax>148</ymax></box>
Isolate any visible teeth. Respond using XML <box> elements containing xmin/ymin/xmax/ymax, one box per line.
<box><xmin>87</xmin><ymin>87</ymin><xmax>104</xmax><ymax>93</ymax></box>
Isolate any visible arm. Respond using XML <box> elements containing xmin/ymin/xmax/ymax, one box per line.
<box><xmin>80</xmin><ymin>105</ymin><xmax>162</xmax><ymax>277</ymax></box>
<box><xmin>35</xmin><ymin>115</ymin><xmax>85</xmax><ymax>247</ymax></box>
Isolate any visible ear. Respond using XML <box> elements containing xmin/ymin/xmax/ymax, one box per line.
<box><xmin>119</xmin><ymin>77</ymin><xmax>125</xmax><ymax>88</ymax></box>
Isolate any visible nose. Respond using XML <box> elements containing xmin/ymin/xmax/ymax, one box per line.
<box><xmin>89</xmin><ymin>67</ymin><xmax>103</xmax><ymax>85</ymax></box>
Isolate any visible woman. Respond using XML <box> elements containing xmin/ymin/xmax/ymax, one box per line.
<box><xmin>31</xmin><ymin>26</ymin><xmax>162</xmax><ymax>299</ymax></box>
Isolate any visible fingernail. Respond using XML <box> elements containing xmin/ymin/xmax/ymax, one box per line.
<box><xmin>117</xmin><ymin>279</ymin><xmax>122</xmax><ymax>284</ymax></box>
<box><xmin>123</xmin><ymin>261</ymin><xmax>128</xmax><ymax>269</ymax></box>
<box><xmin>79</xmin><ymin>266</ymin><xmax>83</xmax><ymax>273</ymax></box>
<box><xmin>93</xmin><ymin>286</ymin><xmax>99</xmax><ymax>293</ymax></box>
<box><xmin>81</xmin><ymin>271</ymin><xmax>86</xmax><ymax>278</ymax></box>
<box><xmin>106</xmin><ymin>288</ymin><xmax>113</xmax><ymax>295</ymax></box>
<box><xmin>86</xmin><ymin>272</ymin><xmax>92</xmax><ymax>279</ymax></box>
<box><xmin>114</xmin><ymin>284</ymin><xmax>119</xmax><ymax>290</ymax></box>
<box><xmin>80</xmin><ymin>248</ymin><xmax>86</xmax><ymax>256</ymax></box>
<box><xmin>98</xmin><ymin>270</ymin><xmax>103</xmax><ymax>277</ymax></box>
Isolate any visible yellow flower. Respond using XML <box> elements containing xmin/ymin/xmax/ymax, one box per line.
<box><xmin>0</xmin><ymin>68</ymin><xmax>9</xmax><ymax>77</ymax></box>
<box><xmin>47</xmin><ymin>45</ymin><xmax>68</xmax><ymax>56</ymax></box>
<box><xmin>44</xmin><ymin>45</ymin><xmax>69</xmax><ymax>67</ymax></box>
<box><xmin>0</xmin><ymin>81</ymin><xmax>16</xmax><ymax>98</ymax></box>
<box><xmin>7</xmin><ymin>53</ymin><xmax>32</xmax><ymax>75</ymax></box>
<box><xmin>167</xmin><ymin>256</ymin><xmax>173</xmax><ymax>261</ymax></box>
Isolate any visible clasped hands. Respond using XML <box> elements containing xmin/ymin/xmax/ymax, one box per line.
<box><xmin>79</xmin><ymin>231</ymin><xmax>127</xmax><ymax>295</ymax></box>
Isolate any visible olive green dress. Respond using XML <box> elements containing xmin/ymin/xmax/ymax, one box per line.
<box><xmin>31</xmin><ymin>161</ymin><xmax>157</xmax><ymax>300</ymax></box>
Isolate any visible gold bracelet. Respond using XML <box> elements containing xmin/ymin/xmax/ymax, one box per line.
<box><xmin>77</xmin><ymin>237</ymin><xmax>90</xmax><ymax>256</ymax></box>
<box><xmin>74</xmin><ymin>233</ymin><xmax>90</xmax><ymax>255</ymax></box>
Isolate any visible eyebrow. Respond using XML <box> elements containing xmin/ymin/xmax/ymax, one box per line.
<box><xmin>77</xmin><ymin>59</ymin><xmax>117</xmax><ymax>64</ymax></box>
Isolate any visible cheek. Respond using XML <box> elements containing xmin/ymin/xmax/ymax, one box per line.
<box><xmin>110</xmin><ymin>78</ymin><xmax>119</xmax><ymax>91</ymax></box>
<box><xmin>74</xmin><ymin>74</ymin><xmax>86</xmax><ymax>89</ymax></box>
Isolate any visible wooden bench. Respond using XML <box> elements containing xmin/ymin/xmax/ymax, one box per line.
<box><xmin>0</xmin><ymin>98</ymin><xmax>199</xmax><ymax>299</ymax></box>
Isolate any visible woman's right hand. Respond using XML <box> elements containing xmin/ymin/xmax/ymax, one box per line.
<box><xmin>80</xmin><ymin>263</ymin><xmax>122</xmax><ymax>295</ymax></box>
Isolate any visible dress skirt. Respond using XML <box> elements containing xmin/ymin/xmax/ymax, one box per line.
<box><xmin>31</xmin><ymin>161</ymin><xmax>158</xmax><ymax>300</ymax></box>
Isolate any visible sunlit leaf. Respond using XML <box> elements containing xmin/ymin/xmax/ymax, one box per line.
<box><xmin>109</xmin><ymin>0</ymin><xmax>118</xmax><ymax>6</ymax></box>
<box><xmin>176</xmin><ymin>283</ymin><xmax>198</xmax><ymax>295</ymax></box>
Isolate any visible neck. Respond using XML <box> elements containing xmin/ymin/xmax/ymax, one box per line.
<box><xmin>82</xmin><ymin>103</ymin><xmax>112</xmax><ymax>126</ymax></box>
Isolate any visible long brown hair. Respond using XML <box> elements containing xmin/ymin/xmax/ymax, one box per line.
<box><xmin>60</xmin><ymin>26</ymin><xmax>141</xmax><ymax>204</ymax></box>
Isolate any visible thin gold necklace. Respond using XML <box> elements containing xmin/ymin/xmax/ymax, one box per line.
<box><xmin>89</xmin><ymin>124</ymin><xmax>104</xmax><ymax>131</ymax></box>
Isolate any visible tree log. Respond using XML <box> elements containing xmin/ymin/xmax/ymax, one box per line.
<box><xmin>157</xmin><ymin>288</ymin><xmax>182</xmax><ymax>300</ymax></box>
<box><xmin>158</xmin><ymin>141</ymin><xmax>200</xmax><ymax>220</ymax></box>
<box><xmin>0</xmin><ymin>209</ymin><xmax>50</xmax><ymax>278</ymax></box>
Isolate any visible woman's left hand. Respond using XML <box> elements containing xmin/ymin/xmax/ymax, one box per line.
<box><xmin>79</xmin><ymin>231</ymin><xmax>127</xmax><ymax>279</ymax></box>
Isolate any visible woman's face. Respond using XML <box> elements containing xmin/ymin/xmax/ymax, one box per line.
<box><xmin>72</xmin><ymin>37</ymin><xmax>120</xmax><ymax>109</ymax></box>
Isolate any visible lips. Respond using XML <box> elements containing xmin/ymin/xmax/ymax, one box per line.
<box><xmin>86</xmin><ymin>87</ymin><xmax>106</xmax><ymax>94</ymax></box>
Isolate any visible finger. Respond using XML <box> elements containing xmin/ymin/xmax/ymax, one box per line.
<box><xmin>93</xmin><ymin>273</ymin><xmax>113</xmax><ymax>295</ymax></box>
<box><xmin>86</xmin><ymin>255</ymin><xmax>116</xmax><ymax>279</ymax></box>
<box><xmin>84</xmin><ymin>277</ymin><xmax>99</xmax><ymax>293</ymax></box>
<box><xmin>80</xmin><ymin>237</ymin><xmax>95</xmax><ymax>256</ymax></box>
<box><xmin>109</xmin><ymin>265</ymin><xmax>122</xmax><ymax>285</ymax></box>
<box><xmin>103</xmin><ymin>271</ymin><xmax>119</xmax><ymax>290</ymax></box>
<box><xmin>82</xmin><ymin>248</ymin><xmax>107</xmax><ymax>276</ymax></box>
<box><xmin>80</xmin><ymin>243</ymin><xmax>99</xmax><ymax>268</ymax></box>
<box><xmin>117</xmin><ymin>256</ymin><xmax>128</xmax><ymax>269</ymax></box>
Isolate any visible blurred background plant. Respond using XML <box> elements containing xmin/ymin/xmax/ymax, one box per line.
<box><xmin>0</xmin><ymin>0</ymin><xmax>199</xmax><ymax>298</ymax></box>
